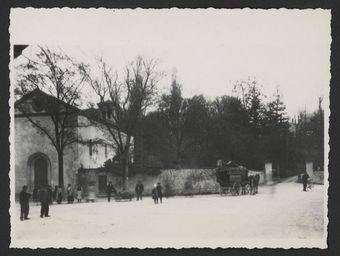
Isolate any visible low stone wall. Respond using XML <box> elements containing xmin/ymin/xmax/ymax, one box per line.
<box><xmin>113</xmin><ymin>168</ymin><xmax>268</xmax><ymax>197</ymax></box>
<box><xmin>159</xmin><ymin>169</ymin><xmax>220</xmax><ymax>196</ymax></box>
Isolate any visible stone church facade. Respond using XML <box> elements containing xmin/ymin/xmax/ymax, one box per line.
<box><xmin>14</xmin><ymin>89</ymin><xmax>121</xmax><ymax>196</ymax></box>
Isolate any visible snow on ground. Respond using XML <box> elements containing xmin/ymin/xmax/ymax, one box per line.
<box><xmin>10</xmin><ymin>180</ymin><xmax>326</xmax><ymax>248</ymax></box>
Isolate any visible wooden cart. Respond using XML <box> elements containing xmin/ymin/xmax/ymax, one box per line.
<box><xmin>216</xmin><ymin>161</ymin><xmax>250</xmax><ymax>196</ymax></box>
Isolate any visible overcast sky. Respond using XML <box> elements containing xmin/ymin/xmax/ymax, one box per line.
<box><xmin>10</xmin><ymin>8</ymin><xmax>331</xmax><ymax>117</ymax></box>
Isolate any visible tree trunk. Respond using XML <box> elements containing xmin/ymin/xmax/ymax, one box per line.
<box><xmin>122</xmin><ymin>150</ymin><xmax>129</xmax><ymax>191</ymax></box>
<box><xmin>58</xmin><ymin>151</ymin><xmax>64</xmax><ymax>188</ymax></box>
<box><xmin>176</xmin><ymin>138</ymin><xmax>182</xmax><ymax>169</ymax></box>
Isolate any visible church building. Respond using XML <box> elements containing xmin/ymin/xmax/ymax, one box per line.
<box><xmin>14</xmin><ymin>89</ymin><xmax>125</xmax><ymax>197</ymax></box>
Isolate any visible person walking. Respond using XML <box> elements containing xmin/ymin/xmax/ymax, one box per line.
<box><xmin>19</xmin><ymin>185</ymin><xmax>31</xmax><ymax>221</ymax></box>
<box><xmin>152</xmin><ymin>184</ymin><xmax>158</xmax><ymax>204</ymax></box>
<box><xmin>56</xmin><ymin>186</ymin><xmax>63</xmax><ymax>204</ymax></box>
<box><xmin>76</xmin><ymin>185</ymin><xmax>82</xmax><ymax>203</ymax></box>
<box><xmin>38</xmin><ymin>186</ymin><xmax>50</xmax><ymax>218</ymax></box>
<box><xmin>156</xmin><ymin>182</ymin><xmax>163</xmax><ymax>204</ymax></box>
<box><xmin>67</xmin><ymin>184</ymin><xmax>74</xmax><ymax>203</ymax></box>
<box><xmin>135</xmin><ymin>180</ymin><xmax>144</xmax><ymax>201</ymax></box>
<box><xmin>302</xmin><ymin>172</ymin><xmax>309</xmax><ymax>192</ymax></box>
<box><xmin>106</xmin><ymin>181</ymin><xmax>116</xmax><ymax>202</ymax></box>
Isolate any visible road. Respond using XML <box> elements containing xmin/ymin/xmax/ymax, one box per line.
<box><xmin>11</xmin><ymin>178</ymin><xmax>326</xmax><ymax>248</ymax></box>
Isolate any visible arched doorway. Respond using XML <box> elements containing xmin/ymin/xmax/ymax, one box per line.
<box><xmin>27</xmin><ymin>152</ymin><xmax>52</xmax><ymax>190</ymax></box>
<box><xmin>34</xmin><ymin>157</ymin><xmax>48</xmax><ymax>189</ymax></box>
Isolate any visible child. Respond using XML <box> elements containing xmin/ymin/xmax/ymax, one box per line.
<box><xmin>76</xmin><ymin>185</ymin><xmax>82</xmax><ymax>203</ymax></box>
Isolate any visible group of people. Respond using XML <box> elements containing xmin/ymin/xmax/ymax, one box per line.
<box><xmin>105</xmin><ymin>180</ymin><xmax>162</xmax><ymax>204</ymax></box>
<box><xmin>19</xmin><ymin>180</ymin><xmax>164</xmax><ymax>220</ymax></box>
<box><xmin>20</xmin><ymin>185</ymin><xmax>52</xmax><ymax>220</ymax></box>
<box><xmin>32</xmin><ymin>185</ymin><xmax>64</xmax><ymax>205</ymax></box>
<box><xmin>152</xmin><ymin>182</ymin><xmax>163</xmax><ymax>204</ymax></box>
<box><xmin>19</xmin><ymin>183</ymin><xmax>84</xmax><ymax>221</ymax></box>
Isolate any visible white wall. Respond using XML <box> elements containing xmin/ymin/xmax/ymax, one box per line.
<box><xmin>76</xmin><ymin>115</ymin><xmax>117</xmax><ymax>169</ymax></box>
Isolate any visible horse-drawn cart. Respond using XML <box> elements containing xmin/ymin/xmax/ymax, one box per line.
<box><xmin>216</xmin><ymin>161</ymin><xmax>250</xmax><ymax>196</ymax></box>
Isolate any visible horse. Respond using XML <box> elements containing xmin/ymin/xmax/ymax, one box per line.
<box><xmin>248</xmin><ymin>175</ymin><xmax>255</xmax><ymax>195</ymax></box>
<box><xmin>253</xmin><ymin>174</ymin><xmax>260</xmax><ymax>194</ymax></box>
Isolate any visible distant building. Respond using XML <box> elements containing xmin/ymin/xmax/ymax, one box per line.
<box><xmin>14</xmin><ymin>89</ymin><xmax>127</xmax><ymax>196</ymax></box>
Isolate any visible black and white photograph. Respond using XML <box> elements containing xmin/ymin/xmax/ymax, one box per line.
<box><xmin>9</xmin><ymin>8</ymin><xmax>330</xmax><ymax>248</ymax></box>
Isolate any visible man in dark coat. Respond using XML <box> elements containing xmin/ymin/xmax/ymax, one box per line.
<box><xmin>302</xmin><ymin>172</ymin><xmax>309</xmax><ymax>191</ymax></box>
<box><xmin>152</xmin><ymin>184</ymin><xmax>158</xmax><ymax>204</ymax></box>
<box><xmin>156</xmin><ymin>182</ymin><xmax>163</xmax><ymax>203</ymax></box>
<box><xmin>106</xmin><ymin>181</ymin><xmax>116</xmax><ymax>202</ymax></box>
<box><xmin>19</xmin><ymin>185</ymin><xmax>31</xmax><ymax>220</ymax></box>
<box><xmin>38</xmin><ymin>186</ymin><xmax>51</xmax><ymax>218</ymax></box>
<box><xmin>135</xmin><ymin>180</ymin><xmax>144</xmax><ymax>201</ymax></box>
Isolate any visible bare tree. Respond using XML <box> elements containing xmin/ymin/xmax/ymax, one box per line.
<box><xmin>15</xmin><ymin>46</ymin><xmax>86</xmax><ymax>188</ymax></box>
<box><xmin>80</xmin><ymin>56</ymin><xmax>161</xmax><ymax>190</ymax></box>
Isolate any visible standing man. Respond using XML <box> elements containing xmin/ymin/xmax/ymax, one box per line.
<box><xmin>19</xmin><ymin>185</ymin><xmax>30</xmax><ymax>221</ymax></box>
<box><xmin>135</xmin><ymin>180</ymin><xmax>144</xmax><ymax>201</ymax></box>
<box><xmin>302</xmin><ymin>172</ymin><xmax>309</xmax><ymax>192</ymax></box>
<box><xmin>38</xmin><ymin>186</ymin><xmax>51</xmax><ymax>218</ymax></box>
<box><xmin>152</xmin><ymin>184</ymin><xmax>158</xmax><ymax>204</ymax></box>
<box><xmin>156</xmin><ymin>182</ymin><xmax>163</xmax><ymax>204</ymax></box>
<box><xmin>106</xmin><ymin>181</ymin><xmax>115</xmax><ymax>202</ymax></box>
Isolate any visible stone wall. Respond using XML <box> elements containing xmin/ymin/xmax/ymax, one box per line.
<box><xmin>77</xmin><ymin>115</ymin><xmax>116</xmax><ymax>169</ymax></box>
<box><xmin>159</xmin><ymin>169</ymin><xmax>220</xmax><ymax>196</ymax></box>
<box><xmin>77</xmin><ymin>168</ymin><xmax>269</xmax><ymax>198</ymax></box>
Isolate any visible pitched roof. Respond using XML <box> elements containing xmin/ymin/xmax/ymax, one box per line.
<box><xmin>15</xmin><ymin>89</ymin><xmax>119</xmax><ymax>129</ymax></box>
<box><xmin>14</xmin><ymin>88</ymin><xmax>80</xmax><ymax>113</ymax></box>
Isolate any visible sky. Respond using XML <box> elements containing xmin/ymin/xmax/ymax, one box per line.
<box><xmin>10</xmin><ymin>8</ymin><xmax>331</xmax><ymax>117</ymax></box>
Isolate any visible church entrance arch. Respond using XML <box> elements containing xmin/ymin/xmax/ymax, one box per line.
<box><xmin>27</xmin><ymin>153</ymin><xmax>52</xmax><ymax>190</ymax></box>
<box><xmin>34</xmin><ymin>157</ymin><xmax>48</xmax><ymax>189</ymax></box>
